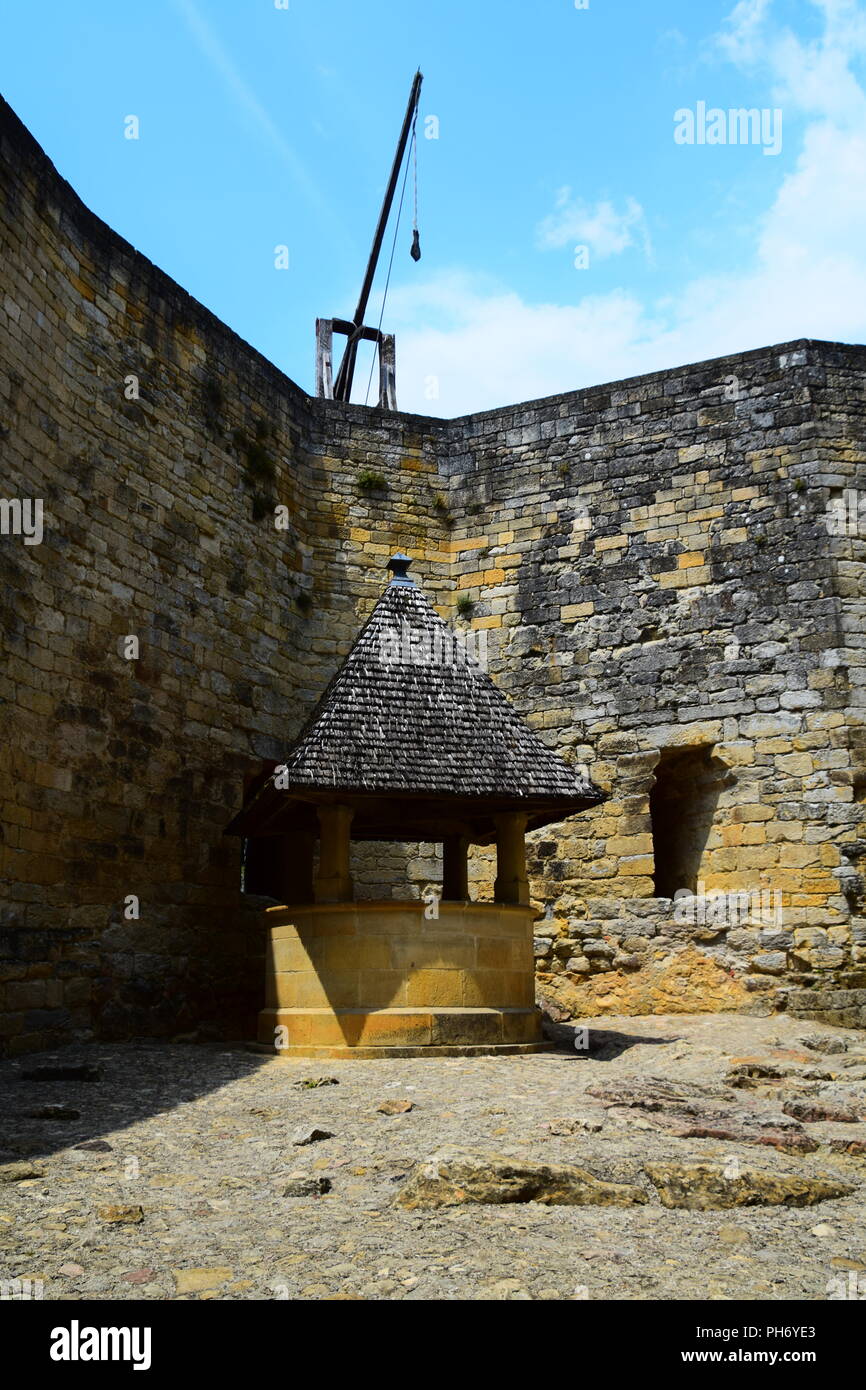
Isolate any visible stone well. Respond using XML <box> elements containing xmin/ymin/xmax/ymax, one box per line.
<box><xmin>229</xmin><ymin>553</ymin><xmax>604</xmax><ymax>1058</ymax></box>
<box><xmin>258</xmin><ymin>899</ymin><xmax>541</xmax><ymax>1056</ymax></box>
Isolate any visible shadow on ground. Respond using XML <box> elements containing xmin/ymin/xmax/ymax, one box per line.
<box><xmin>0</xmin><ymin>1041</ymin><xmax>270</xmax><ymax>1165</ymax></box>
<box><xmin>0</xmin><ymin>1024</ymin><xmax>684</xmax><ymax>1163</ymax></box>
<box><xmin>542</xmin><ymin>1019</ymin><xmax>682</xmax><ymax>1059</ymax></box>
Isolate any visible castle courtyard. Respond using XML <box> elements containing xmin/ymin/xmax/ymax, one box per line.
<box><xmin>2</xmin><ymin>1013</ymin><xmax>864</xmax><ymax>1302</ymax></box>
<box><xmin>3</xmin><ymin>0</ymin><xmax>866</xmax><ymax>1337</ymax></box>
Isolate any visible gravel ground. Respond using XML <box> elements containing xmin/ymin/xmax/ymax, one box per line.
<box><xmin>1</xmin><ymin>1012</ymin><xmax>865</xmax><ymax>1302</ymax></box>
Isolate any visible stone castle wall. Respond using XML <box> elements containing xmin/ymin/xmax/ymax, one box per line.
<box><xmin>436</xmin><ymin>346</ymin><xmax>866</xmax><ymax>1027</ymax></box>
<box><xmin>2</xmin><ymin>96</ymin><xmax>865</xmax><ymax>1054</ymax></box>
<box><xmin>0</xmin><ymin>98</ymin><xmax>450</xmax><ymax>1053</ymax></box>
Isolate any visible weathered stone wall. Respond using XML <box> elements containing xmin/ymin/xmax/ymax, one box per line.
<box><xmin>438</xmin><ymin>343</ymin><xmax>866</xmax><ymax>1026</ymax></box>
<box><xmin>2</xmin><ymin>96</ymin><xmax>865</xmax><ymax>1054</ymax></box>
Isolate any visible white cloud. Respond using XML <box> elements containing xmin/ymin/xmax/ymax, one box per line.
<box><xmin>386</xmin><ymin>272</ymin><xmax>653</xmax><ymax>416</ymax></box>
<box><xmin>716</xmin><ymin>0</ymin><xmax>866</xmax><ymax>124</ymax></box>
<box><xmin>385</xmin><ymin>0</ymin><xmax>866</xmax><ymax>417</ymax></box>
<box><xmin>716</xmin><ymin>0</ymin><xmax>773</xmax><ymax>66</ymax></box>
<box><xmin>535</xmin><ymin>190</ymin><xmax>652</xmax><ymax>261</ymax></box>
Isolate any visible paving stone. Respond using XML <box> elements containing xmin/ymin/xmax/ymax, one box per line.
<box><xmin>645</xmin><ymin>1163</ymin><xmax>856</xmax><ymax>1210</ymax></box>
<box><xmin>395</xmin><ymin>1153</ymin><xmax>648</xmax><ymax>1209</ymax></box>
<box><xmin>96</xmin><ymin>1205</ymin><xmax>144</xmax><ymax>1224</ymax></box>
<box><xmin>282</xmin><ymin>1175</ymin><xmax>332</xmax><ymax>1197</ymax></box>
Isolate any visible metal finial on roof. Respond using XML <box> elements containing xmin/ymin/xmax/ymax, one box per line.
<box><xmin>387</xmin><ymin>552</ymin><xmax>414</xmax><ymax>585</ymax></box>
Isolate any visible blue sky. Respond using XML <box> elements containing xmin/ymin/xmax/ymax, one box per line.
<box><xmin>3</xmin><ymin>0</ymin><xmax>865</xmax><ymax>415</ymax></box>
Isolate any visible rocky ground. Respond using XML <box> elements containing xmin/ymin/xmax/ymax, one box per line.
<box><xmin>1</xmin><ymin>1012</ymin><xmax>865</xmax><ymax>1302</ymax></box>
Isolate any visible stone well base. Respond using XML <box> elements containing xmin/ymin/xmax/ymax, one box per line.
<box><xmin>257</xmin><ymin>899</ymin><xmax>544</xmax><ymax>1057</ymax></box>
<box><xmin>257</xmin><ymin>1005</ymin><xmax>544</xmax><ymax>1057</ymax></box>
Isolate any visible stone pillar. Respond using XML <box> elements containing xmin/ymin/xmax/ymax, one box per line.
<box><xmin>442</xmin><ymin>835</ymin><xmax>469</xmax><ymax>900</ymax></box>
<box><xmin>493</xmin><ymin>813</ymin><xmax>529</xmax><ymax>905</ymax></box>
<box><xmin>314</xmin><ymin>804</ymin><xmax>354</xmax><ymax>903</ymax></box>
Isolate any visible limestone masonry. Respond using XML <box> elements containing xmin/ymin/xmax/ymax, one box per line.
<box><xmin>2</xmin><ymin>96</ymin><xmax>866</xmax><ymax>1055</ymax></box>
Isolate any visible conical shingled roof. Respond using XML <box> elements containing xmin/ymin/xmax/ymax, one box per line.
<box><xmin>229</xmin><ymin>556</ymin><xmax>604</xmax><ymax>840</ymax></box>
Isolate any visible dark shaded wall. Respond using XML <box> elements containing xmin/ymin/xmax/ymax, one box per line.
<box><xmin>0</xmin><ymin>98</ymin><xmax>448</xmax><ymax>1053</ymax></box>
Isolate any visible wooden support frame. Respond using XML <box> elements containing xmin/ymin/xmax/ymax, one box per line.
<box><xmin>316</xmin><ymin>317</ymin><xmax>397</xmax><ymax>411</ymax></box>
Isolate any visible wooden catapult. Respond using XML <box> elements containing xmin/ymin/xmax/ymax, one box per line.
<box><xmin>316</xmin><ymin>70</ymin><xmax>422</xmax><ymax>411</ymax></box>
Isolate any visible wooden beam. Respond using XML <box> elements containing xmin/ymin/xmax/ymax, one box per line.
<box><xmin>333</xmin><ymin>70</ymin><xmax>423</xmax><ymax>401</ymax></box>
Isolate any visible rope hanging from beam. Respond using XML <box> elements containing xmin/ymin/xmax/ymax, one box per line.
<box><xmin>411</xmin><ymin>106</ymin><xmax>421</xmax><ymax>263</ymax></box>
<box><xmin>363</xmin><ymin>115</ymin><xmax>419</xmax><ymax>407</ymax></box>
